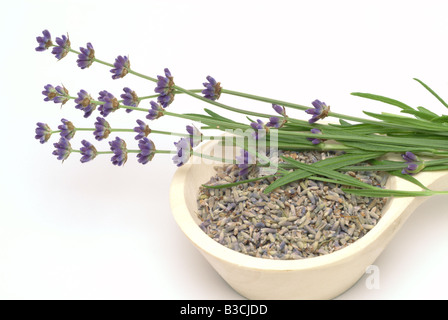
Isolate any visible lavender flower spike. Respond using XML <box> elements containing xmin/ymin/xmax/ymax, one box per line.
<box><xmin>93</xmin><ymin>117</ymin><xmax>111</xmax><ymax>141</ymax></box>
<box><xmin>42</xmin><ymin>84</ymin><xmax>70</xmax><ymax>105</ymax></box>
<box><xmin>110</xmin><ymin>55</ymin><xmax>130</xmax><ymax>79</ymax></box>
<box><xmin>74</xmin><ymin>90</ymin><xmax>96</xmax><ymax>118</ymax></box>
<box><xmin>35</xmin><ymin>30</ymin><xmax>52</xmax><ymax>52</ymax></box>
<box><xmin>272</xmin><ymin>104</ymin><xmax>286</xmax><ymax>116</ymax></box>
<box><xmin>121</xmin><ymin>87</ymin><xmax>139</xmax><ymax>113</ymax></box>
<box><xmin>146</xmin><ymin>101</ymin><xmax>164</xmax><ymax>121</ymax></box>
<box><xmin>77</xmin><ymin>43</ymin><xmax>95</xmax><ymax>69</ymax></box>
<box><xmin>236</xmin><ymin>149</ymin><xmax>255</xmax><ymax>177</ymax></box>
<box><xmin>80</xmin><ymin>140</ymin><xmax>98</xmax><ymax>163</ymax></box>
<box><xmin>155</xmin><ymin>68</ymin><xmax>175</xmax><ymax>108</ymax></box>
<box><xmin>58</xmin><ymin>118</ymin><xmax>76</xmax><ymax>140</ymax></box>
<box><xmin>401</xmin><ymin>151</ymin><xmax>425</xmax><ymax>175</ymax></box>
<box><xmin>51</xmin><ymin>34</ymin><xmax>71</xmax><ymax>60</ymax></box>
<box><xmin>250</xmin><ymin>119</ymin><xmax>267</xmax><ymax>140</ymax></box>
<box><xmin>306</xmin><ymin>128</ymin><xmax>324</xmax><ymax>145</ymax></box>
<box><xmin>172</xmin><ymin>138</ymin><xmax>191</xmax><ymax>167</ymax></box>
<box><xmin>52</xmin><ymin>137</ymin><xmax>72</xmax><ymax>162</ymax></box>
<box><xmin>202</xmin><ymin>76</ymin><xmax>222</xmax><ymax>101</ymax></box>
<box><xmin>98</xmin><ymin>90</ymin><xmax>119</xmax><ymax>117</ymax></box>
<box><xmin>306</xmin><ymin>99</ymin><xmax>330</xmax><ymax>124</ymax></box>
<box><xmin>134</xmin><ymin>119</ymin><xmax>151</xmax><ymax>140</ymax></box>
<box><xmin>109</xmin><ymin>137</ymin><xmax>128</xmax><ymax>166</ymax></box>
<box><xmin>137</xmin><ymin>138</ymin><xmax>156</xmax><ymax>165</ymax></box>
<box><xmin>186</xmin><ymin>124</ymin><xmax>202</xmax><ymax>147</ymax></box>
<box><xmin>35</xmin><ymin>122</ymin><xmax>52</xmax><ymax>144</ymax></box>
<box><xmin>266</xmin><ymin>117</ymin><xmax>282</xmax><ymax>129</ymax></box>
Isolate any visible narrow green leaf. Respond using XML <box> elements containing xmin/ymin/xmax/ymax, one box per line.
<box><xmin>279</xmin><ymin>156</ymin><xmax>379</xmax><ymax>190</ymax></box>
<box><xmin>414</xmin><ymin>78</ymin><xmax>448</xmax><ymax>109</ymax></box>
<box><xmin>351</xmin><ymin>92</ymin><xmax>414</xmax><ymax>111</ymax></box>
<box><xmin>263</xmin><ymin>152</ymin><xmax>383</xmax><ymax>193</ymax></box>
<box><xmin>203</xmin><ymin>108</ymin><xmax>237</xmax><ymax>123</ymax></box>
<box><xmin>388</xmin><ymin>170</ymin><xmax>430</xmax><ymax>190</ymax></box>
<box><xmin>341</xmin><ymin>188</ymin><xmax>440</xmax><ymax>198</ymax></box>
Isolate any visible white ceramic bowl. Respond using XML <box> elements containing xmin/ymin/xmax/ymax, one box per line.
<box><xmin>169</xmin><ymin>139</ymin><xmax>448</xmax><ymax>300</ymax></box>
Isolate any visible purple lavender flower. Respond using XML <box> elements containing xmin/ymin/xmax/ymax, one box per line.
<box><xmin>52</xmin><ymin>137</ymin><xmax>72</xmax><ymax>162</ymax></box>
<box><xmin>98</xmin><ymin>90</ymin><xmax>119</xmax><ymax>117</ymax></box>
<box><xmin>202</xmin><ymin>76</ymin><xmax>222</xmax><ymax>101</ymax></box>
<box><xmin>272</xmin><ymin>104</ymin><xmax>286</xmax><ymax>116</ymax></box>
<box><xmin>266</xmin><ymin>117</ymin><xmax>282</xmax><ymax>129</ymax></box>
<box><xmin>35</xmin><ymin>30</ymin><xmax>52</xmax><ymax>52</ymax></box>
<box><xmin>80</xmin><ymin>140</ymin><xmax>98</xmax><ymax>163</ymax></box>
<box><xmin>58</xmin><ymin>118</ymin><xmax>76</xmax><ymax>140</ymax></box>
<box><xmin>77</xmin><ymin>43</ymin><xmax>95</xmax><ymax>69</ymax></box>
<box><xmin>402</xmin><ymin>151</ymin><xmax>418</xmax><ymax>163</ymax></box>
<box><xmin>137</xmin><ymin>137</ymin><xmax>156</xmax><ymax>165</ymax></box>
<box><xmin>172</xmin><ymin>137</ymin><xmax>191</xmax><ymax>167</ymax></box>
<box><xmin>93</xmin><ymin>117</ymin><xmax>111</xmax><ymax>141</ymax></box>
<box><xmin>306</xmin><ymin>128</ymin><xmax>324</xmax><ymax>145</ymax></box>
<box><xmin>35</xmin><ymin>122</ymin><xmax>52</xmax><ymax>144</ymax></box>
<box><xmin>120</xmin><ymin>87</ymin><xmax>139</xmax><ymax>113</ymax></box>
<box><xmin>236</xmin><ymin>149</ymin><xmax>254</xmax><ymax>177</ymax></box>
<box><xmin>110</xmin><ymin>55</ymin><xmax>130</xmax><ymax>79</ymax></box>
<box><xmin>109</xmin><ymin>137</ymin><xmax>128</xmax><ymax>166</ymax></box>
<box><xmin>74</xmin><ymin>90</ymin><xmax>97</xmax><ymax>118</ymax></box>
<box><xmin>401</xmin><ymin>151</ymin><xmax>424</xmax><ymax>175</ymax></box>
<box><xmin>51</xmin><ymin>34</ymin><xmax>71</xmax><ymax>60</ymax></box>
<box><xmin>305</xmin><ymin>99</ymin><xmax>330</xmax><ymax>124</ymax></box>
<box><xmin>134</xmin><ymin>119</ymin><xmax>151</xmax><ymax>140</ymax></box>
<box><xmin>146</xmin><ymin>101</ymin><xmax>164</xmax><ymax>120</ymax></box>
<box><xmin>42</xmin><ymin>84</ymin><xmax>70</xmax><ymax>105</ymax></box>
<box><xmin>155</xmin><ymin>68</ymin><xmax>175</xmax><ymax>108</ymax></box>
<box><xmin>186</xmin><ymin>124</ymin><xmax>202</xmax><ymax>147</ymax></box>
<box><xmin>250</xmin><ymin>119</ymin><xmax>266</xmax><ymax>140</ymax></box>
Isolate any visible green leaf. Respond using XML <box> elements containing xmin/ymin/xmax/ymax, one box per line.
<box><xmin>388</xmin><ymin>170</ymin><xmax>430</xmax><ymax>190</ymax></box>
<box><xmin>203</xmin><ymin>108</ymin><xmax>237</xmax><ymax>123</ymax></box>
<box><xmin>263</xmin><ymin>152</ymin><xmax>383</xmax><ymax>193</ymax></box>
<box><xmin>278</xmin><ymin>156</ymin><xmax>380</xmax><ymax>190</ymax></box>
<box><xmin>351</xmin><ymin>92</ymin><xmax>414</xmax><ymax>111</ymax></box>
<box><xmin>341</xmin><ymin>188</ymin><xmax>438</xmax><ymax>198</ymax></box>
<box><xmin>414</xmin><ymin>78</ymin><xmax>448</xmax><ymax>109</ymax></box>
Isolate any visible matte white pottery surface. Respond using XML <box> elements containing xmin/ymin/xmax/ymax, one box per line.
<box><xmin>170</xmin><ymin>139</ymin><xmax>448</xmax><ymax>300</ymax></box>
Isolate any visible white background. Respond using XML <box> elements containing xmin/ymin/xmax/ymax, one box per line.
<box><xmin>1</xmin><ymin>0</ymin><xmax>448</xmax><ymax>300</ymax></box>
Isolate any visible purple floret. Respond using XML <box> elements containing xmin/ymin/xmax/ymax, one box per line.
<box><xmin>172</xmin><ymin>138</ymin><xmax>191</xmax><ymax>167</ymax></box>
<box><xmin>35</xmin><ymin>122</ymin><xmax>52</xmax><ymax>144</ymax></box>
<box><xmin>110</xmin><ymin>55</ymin><xmax>130</xmax><ymax>79</ymax></box>
<box><xmin>202</xmin><ymin>76</ymin><xmax>222</xmax><ymax>101</ymax></box>
<box><xmin>137</xmin><ymin>137</ymin><xmax>156</xmax><ymax>165</ymax></box>
<box><xmin>109</xmin><ymin>137</ymin><xmax>128</xmax><ymax>166</ymax></box>
<box><xmin>155</xmin><ymin>68</ymin><xmax>175</xmax><ymax>108</ymax></box>
<box><xmin>35</xmin><ymin>30</ymin><xmax>52</xmax><ymax>52</ymax></box>
<box><xmin>93</xmin><ymin>117</ymin><xmax>111</xmax><ymax>141</ymax></box>
<box><xmin>51</xmin><ymin>34</ymin><xmax>71</xmax><ymax>60</ymax></box>
<box><xmin>80</xmin><ymin>140</ymin><xmax>97</xmax><ymax>163</ymax></box>
<box><xmin>98</xmin><ymin>90</ymin><xmax>119</xmax><ymax>117</ymax></box>
<box><xmin>77</xmin><ymin>42</ymin><xmax>95</xmax><ymax>69</ymax></box>
<box><xmin>52</xmin><ymin>137</ymin><xmax>72</xmax><ymax>162</ymax></box>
